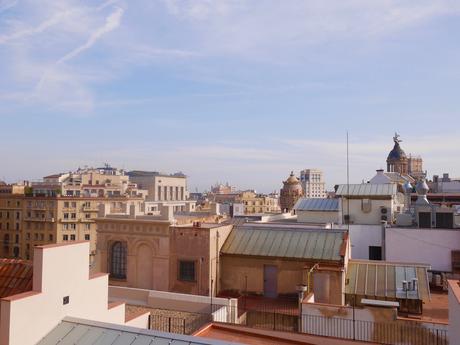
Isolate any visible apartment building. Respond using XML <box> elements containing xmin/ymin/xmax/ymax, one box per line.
<box><xmin>0</xmin><ymin>193</ymin><xmax>143</xmax><ymax>262</ymax></box>
<box><xmin>300</xmin><ymin>169</ymin><xmax>326</xmax><ymax>198</ymax></box>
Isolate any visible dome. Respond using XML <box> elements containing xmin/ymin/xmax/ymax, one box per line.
<box><xmin>285</xmin><ymin>171</ymin><xmax>299</xmax><ymax>184</ymax></box>
<box><xmin>387</xmin><ymin>141</ymin><xmax>407</xmax><ymax>161</ymax></box>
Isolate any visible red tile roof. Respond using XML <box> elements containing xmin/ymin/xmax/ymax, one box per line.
<box><xmin>0</xmin><ymin>259</ymin><xmax>33</xmax><ymax>298</ymax></box>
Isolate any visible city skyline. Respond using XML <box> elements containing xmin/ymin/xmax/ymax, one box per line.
<box><xmin>1</xmin><ymin>1</ymin><xmax>460</xmax><ymax>192</ymax></box>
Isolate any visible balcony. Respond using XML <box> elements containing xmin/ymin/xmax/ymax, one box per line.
<box><xmin>24</xmin><ymin>217</ymin><xmax>55</xmax><ymax>222</ymax></box>
<box><xmin>59</xmin><ymin>218</ymin><xmax>77</xmax><ymax>223</ymax></box>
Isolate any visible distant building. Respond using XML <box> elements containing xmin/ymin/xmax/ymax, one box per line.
<box><xmin>210</xmin><ymin>190</ymin><xmax>280</xmax><ymax>215</ymax></box>
<box><xmin>279</xmin><ymin>171</ymin><xmax>303</xmax><ymax>212</ymax></box>
<box><xmin>386</xmin><ymin>133</ymin><xmax>424</xmax><ymax>179</ymax></box>
<box><xmin>300</xmin><ymin>169</ymin><xmax>326</xmax><ymax>198</ymax></box>
<box><xmin>210</xmin><ymin>183</ymin><xmax>235</xmax><ymax>195</ymax></box>
<box><xmin>430</xmin><ymin>173</ymin><xmax>460</xmax><ymax>193</ymax></box>
<box><xmin>127</xmin><ymin>170</ymin><xmax>196</xmax><ymax>213</ymax></box>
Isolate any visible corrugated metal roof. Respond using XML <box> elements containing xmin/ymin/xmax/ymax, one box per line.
<box><xmin>37</xmin><ymin>318</ymin><xmax>241</xmax><ymax>345</ymax></box>
<box><xmin>336</xmin><ymin>184</ymin><xmax>397</xmax><ymax>197</ymax></box>
<box><xmin>345</xmin><ymin>260</ymin><xmax>431</xmax><ymax>301</ymax></box>
<box><xmin>293</xmin><ymin>198</ymin><xmax>339</xmax><ymax>212</ymax></box>
<box><xmin>221</xmin><ymin>226</ymin><xmax>346</xmax><ymax>261</ymax></box>
<box><xmin>0</xmin><ymin>258</ymin><xmax>33</xmax><ymax>298</ymax></box>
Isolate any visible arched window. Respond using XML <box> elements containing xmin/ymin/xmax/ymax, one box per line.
<box><xmin>110</xmin><ymin>241</ymin><xmax>127</xmax><ymax>279</ymax></box>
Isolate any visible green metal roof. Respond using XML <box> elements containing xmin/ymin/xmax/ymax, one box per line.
<box><xmin>345</xmin><ymin>260</ymin><xmax>431</xmax><ymax>301</ymax></box>
<box><xmin>37</xmin><ymin>317</ymin><xmax>240</xmax><ymax>345</ymax></box>
<box><xmin>221</xmin><ymin>226</ymin><xmax>346</xmax><ymax>261</ymax></box>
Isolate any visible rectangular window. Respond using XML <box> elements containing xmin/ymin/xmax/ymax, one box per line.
<box><xmin>85</xmin><ymin>224</ymin><xmax>91</xmax><ymax>230</ymax></box>
<box><xmin>63</xmin><ymin>235</ymin><xmax>68</xmax><ymax>241</ymax></box>
<box><xmin>49</xmin><ymin>234</ymin><xmax>53</xmax><ymax>241</ymax></box>
<box><xmin>85</xmin><ymin>234</ymin><xmax>90</xmax><ymax>241</ymax></box>
<box><xmin>64</xmin><ymin>213</ymin><xmax>69</xmax><ymax>219</ymax></box>
<box><xmin>369</xmin><ymin>246</ymin><xmax>382</xmax><ymax>260</ymax></box>
<box><xmin>71</xmin><ymin>202</ymin><xmax>77</xmax><ymax>208</ymax></box>
<box><xmin>71</xmin><ymin>213</ymin><xmax>76</xmax><ymax>219</ymax></box>
<box><xmin>70</xmin><ymin>234</ymin><xmax>75</xmax><ymax>241</ymax></box>
<box><xmin>70</xmin><ymin>224</ymin><xmax>76</xmax><ymax>230</ymax></box>
<box><xmin>178</xmin><ymin>260</ymin><xmax>196</xmax><ymax>282</ymax></box>
<box><xmin>64</xmin><ymin>202</ymin><xmax>69</xmax><ymax>208</ymax></box>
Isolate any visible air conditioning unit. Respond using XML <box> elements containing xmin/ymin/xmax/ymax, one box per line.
<box><xmin>381</xmin><ymin>215</ymin><xmax>388</xmax><ymax>221</ymax></box>
<box><xmin>381</xmin><ymin>208</ymin><xmax>388</xmax><ymax>214</ymax></box>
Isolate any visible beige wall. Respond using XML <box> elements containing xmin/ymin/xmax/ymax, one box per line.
<box><xmin>169</xmin><ymin>224</ymin><xmax>233</xmax><ymax>296</ymax></box>
<box><xmin>342</xmin><ymin>197</ymin><xmax>402</xmax><ymax>225</ymax></box>
<box><xmin>96</xmin><ymin>218</ymin><xmax>171</xmax><ymax>291</ymax></box>
<box><xmin>220</xmin><ymin>256</ymin><xmax>343</xmax><ymax>303</ymax></box>
<box><xmin>297</xmin><ymin>210</ymin><xmax>340</xmax><ymax>224</ymax></box>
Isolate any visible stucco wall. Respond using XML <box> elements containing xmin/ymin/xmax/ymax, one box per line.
<box><xmin>386</xmin><ymin>227</ymin><xmax>460</xmax><ymax>271</ymax></box>
<box><xmin>297</xmin><ymin>210</ymin><xmax>340</xmax><ymax>224</ymax></box>
<box><xmin>220</xmin><ymin>256</ymin><xmax>343</xmax><ymax>304</ymax></box>
<box><xmin>342</xmin><ymin>198</ymin><xmax>397</xmax><ymax>225</ymax></box>
<box><xmin>0</xmin><ymin>242</ymin><xmax>145</xmax><ymax>345</ymax></box>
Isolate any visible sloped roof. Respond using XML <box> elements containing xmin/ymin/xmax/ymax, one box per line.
<box><xmin>37</xmin><ymin>317</ymin><xmax>240</xmax><ymax>345</ymax></box>
<box><xmin>293</xmin><ymin>198</ymin><xmax>339</xmax><ymax>212</ymax></box>
<box><xmin>345</xmin><ymin>260</ymin><xmax>431</xmax><ymax>302</ymax></box>
<box><xmin>0</xmin><ymin>258</ymin><xmax>33</xmax><ymax>298</ymax></box>
<box><xmin>221</xmin><ymin>226</ymin><xmax>346</xmax><ymax>262</ymax></box>
<box><xmin>336</xmin><ymin>184</ymin><xmax>397</xmax><ymax>197</ymax></box>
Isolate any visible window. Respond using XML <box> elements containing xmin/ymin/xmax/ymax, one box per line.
<box><xmin>64</xmin><ymin>213</ymin><xmax>69</xmax><ymax>219</ymax></box>
<box><xmin>369</xmin><ymin>246</ymin><xmax>382</xmax><ymax>260</ymax></box>
<box><xmin>84</xmin><ymin>234</ymin><xmax>90</xmax><ymax>241</ymax></box>
<box><xmin>70</xmin><ymin>223</ymin><xmax>76</xmax><ymax>230</ymax></box>
<box><xmin>63</xmin><ymin>235</ymin><xmax>68</xmax><ymax>241</ymax></box>
<box><xmin>85</xmin><ymin>213</ymin><xmax>91</xmax><ymax>219</ymax></box>
<box><xmin>71</xmin><ymin>213</ymin><xmax>76</xmax><ymax>219</ymax></box>
<box><xmin>49</xmin><ymin>234</ymin><xmax>53</xmax><ymax>241</ymax></box>
<box><xmin>63</xmin><ymin>224</ymin><xmax>68</xmax><ymax>230</ymax></box>
<box><xmin>179</xmin><ymin>260</ymin><xmax>196</xmax><ymax>282</ymax></box>
<box><xmin>70</xmin><ymin>234</ymin><xmax>75</xmax><ymax>241</ymax></box>
<box><xmin>64</xmin><ymin>202</ymin><xmax>69</xmax><ymax>208</ymax></box>
<box><xmin>71</xmin><ymin>202</ymin><xmax>77</xmax><ymax>208</ymax></box>
<box><xmin>110</xmin><ymin>241</ymin><xmax>127</xmax><ymax>279</ymax></box>
<box><xmin>85</xmin><ymin>223</ymin><xmax>91</xmax><ymax>230</ymax></box>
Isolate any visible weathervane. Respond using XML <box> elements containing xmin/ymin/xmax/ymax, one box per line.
<box><xmin>393</xmin><ymin>132</ymin><xmax>402</xmax><ymax>144</ymax></box>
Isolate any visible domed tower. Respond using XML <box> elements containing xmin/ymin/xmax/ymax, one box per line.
<box><xmin>280</xmin><ymin>171</ymin><xmax>303</xmax><ymax>212</ymax></box>
<box><xmin>387</xmin><ymin>133</ymin><xmax>408</xmax><ymax>175</ymax></box>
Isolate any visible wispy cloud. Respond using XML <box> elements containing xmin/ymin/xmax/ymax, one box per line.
<box><xmin>0</xmin><ymin>9</ymin><xmax>74</xmax><ymax>44</ymax></box>
<box><xmin>57</xmin><ymin>7</ymin><xmax>124</xmax><ymax>63</ymax></box>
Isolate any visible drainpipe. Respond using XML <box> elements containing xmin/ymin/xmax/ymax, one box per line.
<box><xmin>307</xmin><ymin>263</ymin><xmax>320</xmax><ymax>294</ymax></box>
<box><xmin>381</xmin><ymin>220</ymin><xmax>387</xmax><ymax>260</ymax></box>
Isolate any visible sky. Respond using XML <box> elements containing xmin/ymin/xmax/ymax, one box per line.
<box><xmin>1</xmin><ymin>0</ymin><xmax>460</xmax><ymax>193</ymax></box>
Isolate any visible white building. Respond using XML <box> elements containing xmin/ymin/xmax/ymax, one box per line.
<box><xmin>127</xmin><ymin>170</ymin><xmax>196</xmax><ymax>213</ymax></box>
<box><xmin>335</xmin><ymin>183</ymin><xmax>404</xmax><ymax>225</ymax></box>
<box><xmin>300</xmin><ymin>169</ymin><xmax>326</xmax><ymax>198</ymax></box>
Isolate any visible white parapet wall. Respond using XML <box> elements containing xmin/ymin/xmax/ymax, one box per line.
<box><xmin>109</xmin><ymin>286</ymin><xmax>238</xmax><ymax>322</ymax></box>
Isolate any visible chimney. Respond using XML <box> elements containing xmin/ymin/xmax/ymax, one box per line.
<box><xmin>376</xmin><ymin>169</ymin><xmax>384</xmax><ymax>175</ymax></box>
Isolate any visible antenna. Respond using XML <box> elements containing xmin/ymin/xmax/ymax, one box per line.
<box><xmin>347</xmin><ymin>131</ymin><xmax>350</xmax><ymax>232</ymax></box>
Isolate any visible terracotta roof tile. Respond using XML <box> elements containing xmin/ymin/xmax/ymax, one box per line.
<box><xmin>0</xmin><ymin>259</ymin><xmax>33</xmax><ymax>298</ymax></box>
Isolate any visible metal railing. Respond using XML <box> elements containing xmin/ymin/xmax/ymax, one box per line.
<box><xmin>146</xmin><ymin>299</ymin><xmax>448</xmax><ymax>345</ymax></box>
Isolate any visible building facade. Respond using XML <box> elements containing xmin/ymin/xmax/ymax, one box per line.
<box><xmin>127</xmin><ymin>170</ymin><xmax>195</xmax><ymax>213</ymax></box>
<box><xmin>0</xmin><ymin>193</ymin><xmax>143</xmax><ymax>261</ymax></box>
<box><xmin>300</xmin><ymin>169</ymin><xmax>326</xmax><ymax>198</ymax></box>
<box><xmin>95</xmin><ymin>207</ymin><xmax>229</xmax><ymax>295</ymax></box>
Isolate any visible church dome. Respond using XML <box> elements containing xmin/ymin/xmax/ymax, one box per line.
<box><xmin>387</xmin><ymin>141</ymin><xmax>407</xmax><ymax>161</ymax></box>
<box><xmin>285</xmin><ymin>171</ymin><xmax>299</xmax><ymax>184</ymax></box>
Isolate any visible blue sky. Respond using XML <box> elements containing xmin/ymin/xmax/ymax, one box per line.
<box><xmin>1</xmin><ymin>0</ymin><xmax>459</xmax><ymax>192</ymax></box>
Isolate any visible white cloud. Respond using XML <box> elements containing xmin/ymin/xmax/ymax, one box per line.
<box><xmin>57</xmin><ymin>6</ymin><xmax>124</xmax><ymax>63</ymax></box>
<box><xmin>0</xmin><ymin>9</ymin><xmax>74</xmax><ymax>44</ymax></box>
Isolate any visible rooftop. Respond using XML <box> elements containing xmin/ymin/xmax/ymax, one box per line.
<box><xmin>293</xmin><ymin>198</ymin><xmax>339</xmax><ymax>212</ymax></box>
<box><xmin>221</xmin><ymin>225</ymin><xmax>347</xmax><ymax>262</ymax></box>
<box><xmin>336</xmin><ymin>183</ymin><xmax>397</xmax><ymax>197</ymax></box>
<box><xmin>345</xmin><ymin>259</ymin><xmax>431</xmax><ymax>301</ymax></box>
<box><xmin>37</xmin><ymin>317</ymin><xmax>240</xmax><ymax>345</ymax></box>
<box><xmin>0</xmin><ymin>258</ymin><xmax>33</xmax><ymax>298</ymax></box>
